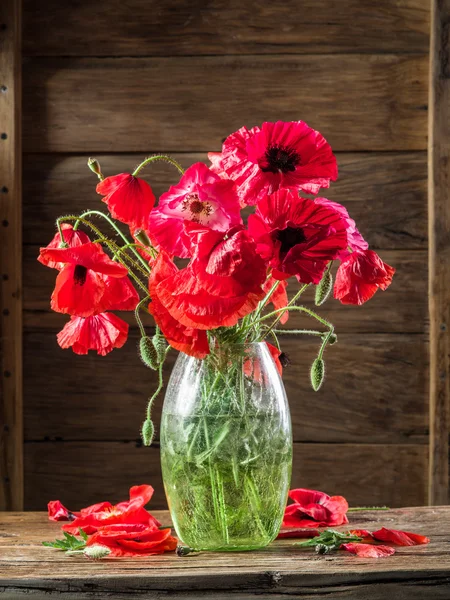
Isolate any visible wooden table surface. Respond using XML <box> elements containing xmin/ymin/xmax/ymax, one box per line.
<box><xmin>0</xmin><ymin>508</ymin><xmax>449</xmax><ymax>599</ymax></box>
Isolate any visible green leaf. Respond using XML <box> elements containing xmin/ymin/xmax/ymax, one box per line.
<box><xmin>42</xmin><ymin>531</ymin><xmax>87</xmax><ymax>553</ymax></box>
<box><xmin>79</xmin><ymin>529</ymin><xmax>89</xmax><ymax>542</ymax></box>
<box><xmin>295</xmin><ymin>529</ymin><xmax>364</xmax><ymax>554</ymax></box>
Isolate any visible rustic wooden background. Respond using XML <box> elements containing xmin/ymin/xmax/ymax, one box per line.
<box><xmin>16</xmin><ymin>0</ymin><xmax>431</xmax><ymax>510</ymax></box>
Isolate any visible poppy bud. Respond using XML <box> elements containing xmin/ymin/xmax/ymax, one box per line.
<box><xmin>176</xmin><ymin>544</ymin><xmax>196</xmax><ymax>556</ymax></box>
<box><xmin>315</xmin><ymin>270</ymin><xmax>333</xmax><ymax>306</ymax></box>
<box><xmin>83</xmin><ymin>545</ymin><xmax>111</xmax><ymax>560</ymax></box>
<box><xmin>310</xmin><ymin>357</ymin><xmax>325</xmax><ymax>391</ymax></box>
<box><xmin>279</xmin><ymin>352</ymin><xmax>291</xmax><ymax>368</ymax></box>
<box><xmin>134</xmin><ymin>229</ymin><xmax>151</xmax><ymax>247</ymax></box>
<box><xmin>139</xmin><ymin>336</ymin><xmax>158</xmax><ymax>370</ymax></box>
<box><xmin>141</xmin><ymin>418</ymin><xmax>155</xmax><ymax>446</ymax></box>
<box><xmin>152</xmin><ymin>332</ymin><xmax>168</xmax><ymax>363</ymax></box>
<box><xmin>87</xmin><ymin>157</ymin><xmax>103</xmax><ymax>180</ymax></box>
<box><xmin>328</xmin><ymin>333</ymin><xmax>338</xmax><ymax>345</ymax></box>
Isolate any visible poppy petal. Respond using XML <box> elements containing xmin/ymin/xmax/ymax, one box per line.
<box><xmin>97</xmin><ymin>173</ymin><xmax>156</xmax><ymax>230</ymax></box>
<box><xmin>372</xmin><ymin>527</ymin><xmax>430</xmax><ymax>546</ymax></box>
<box><xmin>342</xmin><ymin>543</ymin><xmax>395</xmax><ymax>558</ymax></box>
<box><xmin>38</xmin><ymin>224</ymin><xmax>91</xmax><ymax>270</ymax></box>
<box><xmin>57</xmin><ymin>313</ymin><xmax>129</xmax><ymax>356</ymax></box>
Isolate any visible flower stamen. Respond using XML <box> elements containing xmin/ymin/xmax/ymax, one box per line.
<box><xmin>260</xmin><ymin>145</ymin><xmax>300</xmax><ymax>174</ymax></box>
<box><xmin>181</xmin><ymin>194</ymin><xmax>213</xmax><ymax>223</ymax></box>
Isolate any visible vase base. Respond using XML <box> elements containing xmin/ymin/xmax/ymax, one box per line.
<box><xmin>182</xmin><ymin>543</ymin><xmax>272</xmax><ymax>553</ymax></box>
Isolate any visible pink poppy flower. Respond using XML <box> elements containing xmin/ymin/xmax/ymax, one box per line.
<box><xmin>149</xmin><ymin>162</ymin><xmax>242</xmax><ymax>258</ymax></box>
<box><xmin>209</xmin><ymin>121</ymin><xmax>338</xmax><ymax>205</ymax></box>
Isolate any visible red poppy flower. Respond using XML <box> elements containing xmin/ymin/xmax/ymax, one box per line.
<box><xmin>209</xmin><ymin>121</ymin><xmax>338</xmax><ymax>205</ymax></box>
<box><xmin>39</xmin><ymin>242</ymin><xmax>138</xmax><ymax>317</ymax></box>
<box><xmin>149</xmin><ymin>162</ymin><xmax>242</xmax><ymax>258</ymax></box>
<box><xmin>48</xmin><ymin>500</ymin><xmax>76</xmax><ymax>522</ymax></box>
<box><xmin>86</xmin><ymin>523</ymin><xmax>177</xmax><ymax>557</ymax></box>
<box><xmin>342</xmin><ymin>543</ymin><xmax>395</xmax><ymax>558</ymax></box>
<box><xmin>334</xmin><ymin>249</ymin><xmax>395</xmax><ymax>305</ymax></box>
<box><xmin>57</xmin><ymin>313</ymin><xmax>129</xmax><ymax>356</ymax></box>
<box><xmin>372</xmin><ymin>527</ymin><xmax>430</xmax><ymax>546</ymax></box>
<box><xmin>263</xmin><ymin>277</ymin><xmax>289</xmax><ymax>325</ymax></box>
<box><xmin>248</xmin><ymin>189</ymin><xmax>348</xmax><ymax>284</ymax></box>
<box><xmin>49</xmin><ymin>485</ymin><xmax>161</xmax><ymax>535</ymax></box>
<box><xmin>97</xmin><ymin>173</ymin><xmax>156</xmax><ymax>230</ymax></box>
<box><xmin>314</xmin><ymin>198</ymin><xmax>368</xmax><ymax>260</ymax></box>
<box><xmin>38</xmin><ymin>224</ymin><xmax>91</xmax><ymax>270</ymax></box>
<box><xmin>155</xmin><ymin>226</ymin><xmax>266</xmax><ymax>330</ymax></box>
<box><xmin>283</xmin><ymin>488</ymin><xmax>349</xmax><ymax>528</ymax></box>
<box><xmin>148</xmin><ymin>252</ymin><xmax>210</xmax><ymax>358</ymax></box>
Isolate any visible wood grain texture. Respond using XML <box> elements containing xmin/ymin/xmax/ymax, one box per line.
<box><xmin>23</xmin><ymin>443</ymin><xmax>428</xmax><ymax>510</ymax></box>
<box><xmin>428</xmin><ymin>0</ymin><xmax>450</xmax><ymax>505</ymax></box>
<box><xmin>0</xmin><ymin>0</ymin><xmax>23</xmax><ymax>510</ymax></box>
<box><xmin>22</xmin><ymin>152</ymin><xmax>428</xmax><ymax>249</ymax></box>
<box><xmin>0</xmin><ymin>509</ymin><xmax>444</xmax><ymax>599</ymax></box>
<box><xmin>23</xmin><ymin>332</ymin><xmax>428</xmax><ymax>444</ymax></box>
<box><xmin>23</xmin><ymin>248</ymin><xmax>428</xmax><ymax>333</ymax></box>
<box><xmin>22</xmin><ymin>55</ymin><xmax>428</xmax><ymax>153</ymax></box>
<box><xmin>22</xmin><ymin>0</ymin><xmax>430</xmax><ymax>56</ymax></box>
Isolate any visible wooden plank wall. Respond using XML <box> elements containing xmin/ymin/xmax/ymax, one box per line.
<box><xmin>428</xmin><ymin>0</ymin><xmax>450</xmax><ymax>505</ymax></box>
<box><xmin>21</xmin><ymin>0</ymin><xmax>430</xmax><ymax>510</ymax></box>
<box><xmin>0</xmin><ymin>0</ymin><xmax>23</xmax><ymax>510</ymax></box>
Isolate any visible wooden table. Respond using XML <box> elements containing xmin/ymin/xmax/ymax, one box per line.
<box><xmin>0</xmin><ymin>508</ymin><xmax>449</xmax><ymax>599</ymax></box>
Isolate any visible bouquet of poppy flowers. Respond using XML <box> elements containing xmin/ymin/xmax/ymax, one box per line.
<box><xmin>38</xmin><ymin>120</ymin><xmax>395</xmax><ymax>444</ymax></box>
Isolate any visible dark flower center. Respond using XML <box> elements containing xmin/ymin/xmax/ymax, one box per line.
<box><xmin>73</xmin><ymin>264</ymin><xmax>88</xmax><ymax>286</ymax></box>
<box><xmin>189</xmin><ymin>199</ymin><xmax>206</xmax><ymax>214</ymax></box>
<box><xmin>277</xmin><ymin>226</ymin><xmax>307</xmax><ymax>254</ymax></box>
<box><xmin>260</xmin><ymin>145</ymin><xmax>300</xmax><ymax>174</ymax></box>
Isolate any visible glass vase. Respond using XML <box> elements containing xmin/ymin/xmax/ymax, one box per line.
<box><xmin>160</xmin><ymin>342</ymin><xmax>292</xmax><ymax>551</ymax></box>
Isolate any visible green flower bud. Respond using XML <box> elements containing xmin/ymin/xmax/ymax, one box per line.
<box><xmin>328</xmin><ymin>333</ymin><xmax>338</xmax><ymax>345</ymax></box>
<box><xmin>134</xmin><ymin>229</ymin><xmax>151</xmax><ymax>247</ymax></box>
<box><xmin>87</xmin><ymin>157</ymin><xmax>103</xmax><ymax>179</ymax></box>
<box><xmin>176</xmin><ymin>545</ymin><xmax>196</xmax><ymax>556</ymax></box>
<box><xmin>315</xmin><ymin>270</ymin><xmax>333</xmax><ymax>306</ymax></box>
<box><xmin>141</xmin><ymin>418</ymin><xmax>155</xmax><ymax>446</ymax></box>
<box><xmin>83</xmin><ymin>545</ymin><xmax>111</xmax><ymax>559</ymax></box>
<box><xmin>139</xmin><ymin>336</ymin><xmax>158</xmax><ymax>370</ymax></box>
<box><xmin>310</xmin><ymin>357</ymin><xmax>325</xmax><ymax>392</ymax></box>
<box><xmin>152</xmin><ymin>332</ymin><xmax>168</xmax><ymax>363</ymax></box>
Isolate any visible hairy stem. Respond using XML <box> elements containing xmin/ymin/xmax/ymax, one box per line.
<box><xmin>133</xmin><ymin>154</ymin><xmax>185</xmax><ymax>177</ymax></box>
<box><xmin>73</xmin><ymin>210</ymin><xmax>149</xmax><ymax>271</ymax></box>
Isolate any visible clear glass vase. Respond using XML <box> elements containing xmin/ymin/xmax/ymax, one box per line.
<box><xmin>160</xmin><ymin>342</ymin><xmax>292</xmax><ymax>551</ymax></box>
